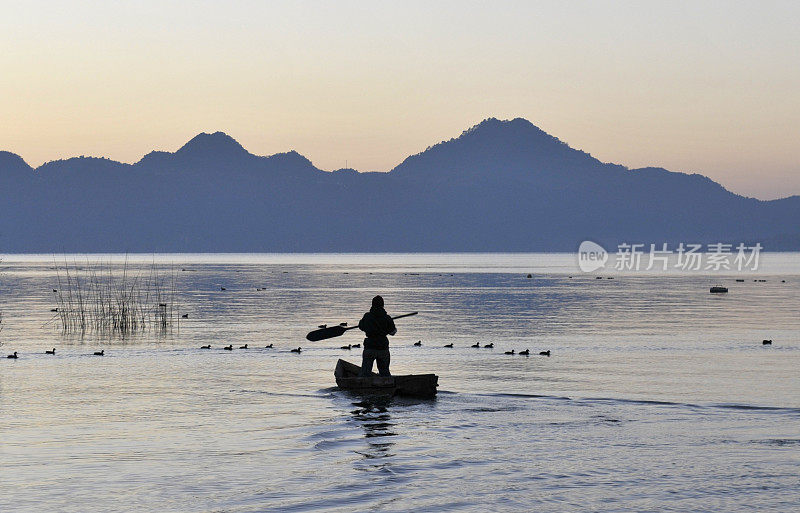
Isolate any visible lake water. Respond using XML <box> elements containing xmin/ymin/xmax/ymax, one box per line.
<box><xmin>1</xmin><ymin>253</ymin><xmax>799</xmax><ymax>512</ymax></box>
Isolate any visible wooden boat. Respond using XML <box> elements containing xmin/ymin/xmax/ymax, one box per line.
<box><xmin>334</xmin><ymin>359</ymin><xmax>438</xmax><ymax>398</ymax></box>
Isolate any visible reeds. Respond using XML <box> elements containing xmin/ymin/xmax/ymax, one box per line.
<box><xmin>53</xmin><ymin>258</ymin><xmax>179</xmax><ymax>335</ymax></box>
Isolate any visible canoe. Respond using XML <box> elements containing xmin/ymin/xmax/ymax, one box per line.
<box><xmin>334</xmin><ymin>359</ymin><xmax>438</xmax><ymax>398</ymax></box>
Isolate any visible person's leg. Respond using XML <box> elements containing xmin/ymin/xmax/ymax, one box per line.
<box><xmin>376</xmin><ymin>349</ymin><xmax>391</xmax><ymax>377</ymax></box>
<box><xmin>360</xmin><ymin>349</ymin><xmax>376</xmax><ymax>377</ymax></box>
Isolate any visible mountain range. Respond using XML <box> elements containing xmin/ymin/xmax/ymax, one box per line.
<box><xmin>2</xmin><ymin>117</ymin><xmax>799</xmax><ymax>252</ymax></box>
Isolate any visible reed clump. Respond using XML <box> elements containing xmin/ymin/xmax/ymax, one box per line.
<box><xmin>53</xmin><ymin>259</ymin><xmax>179</xmax><ymax>335</ymax></box>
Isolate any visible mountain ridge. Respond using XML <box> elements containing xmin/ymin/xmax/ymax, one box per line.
<box><xmin>1</xmin><ymin>118</ymin><xmax>799</xmax><ymax>252</ymax></box>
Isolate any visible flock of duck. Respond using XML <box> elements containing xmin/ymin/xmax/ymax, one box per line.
<box><xmin>6</xmin><ymin>348</ymin><xmax>105</xmax><ymax>359</ymax></box>
<box><xmin>335</xmin><ymin>340</ymin><xmax>551</xmax><ymax>356</ymax></box>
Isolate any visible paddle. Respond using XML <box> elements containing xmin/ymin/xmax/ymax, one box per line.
<box><xmin>305</xmin><ymin>311</ymin><xmax>418</xmax><ymax>341</ymax></box>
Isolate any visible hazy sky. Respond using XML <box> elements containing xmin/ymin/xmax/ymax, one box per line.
<box><xmin>1</xmin><ymin>1</ymin><xmax>798</xmax><ymax>199</ymax></box>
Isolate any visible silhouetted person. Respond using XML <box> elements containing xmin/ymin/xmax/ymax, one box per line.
<box><xmin>358</xmin><ymin>295</ymin><xmax>396</xmax><ymax>377</ymax></box>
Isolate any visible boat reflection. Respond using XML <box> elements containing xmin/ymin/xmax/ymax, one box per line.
<box><xmin>351</xmin><ymin>398</ymin><xmax>396</xmax><ymax>461</ymax></box>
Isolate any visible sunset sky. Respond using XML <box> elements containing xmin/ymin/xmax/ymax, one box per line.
<box><xmin>1</xmin><ymin>0</ymin><xmax>798</xmax><ymax>199</ymax></box>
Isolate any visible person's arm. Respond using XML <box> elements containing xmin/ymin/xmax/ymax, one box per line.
<box><xmin>386</xmin><ymin>316</ymin><xmax>397</xmax><ymax>336</ymax></box>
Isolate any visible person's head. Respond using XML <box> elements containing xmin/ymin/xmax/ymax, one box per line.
<box><xmin>371</xmin><ymin>295</ymin><xmax>384</xmax><ymax>309</ymax></box>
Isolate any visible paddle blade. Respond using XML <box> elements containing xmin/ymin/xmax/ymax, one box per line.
<box><xmin>306</xmin><ymin>325</ymin><xmax>347</xmax><ymax>341</ymax></box>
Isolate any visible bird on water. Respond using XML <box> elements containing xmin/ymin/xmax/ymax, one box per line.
<box><xmin>94</xmin><ymin>350</ymin><xmax>104</xmax><ymax>356</ymax></box>
<box><xmin>290</xmin><ymin>347</ymin><xmax>302</xmax><ymax>353</ymax></box>
<box><xmin>200</xmin><ymin>345</ymin><xmax>211</xmax><ymax>349</ymax></box>
<box><xmin>45</xmin><ymin>348</ymin><xmax>56</xmax><ymax>354</ymax></box>
<box><xmin>223</xmin><ymin>345</ymin><xmax>233</xmax><ymax>351</ymax></box>
<box><xmin>444</xmin><ymin>343</ymin><xmax>454</xmax><ymax>348</ymax></box>
<box><xmin>7</xmin><ymin>352</ymin><xmax>18</xmax><ymax>359</ymax></box>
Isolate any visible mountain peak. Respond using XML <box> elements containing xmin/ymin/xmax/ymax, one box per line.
<box><xmin>391</xmin><ymin>116</ymin><xmax>597</xmax><ymax>178</ymax></box>
<box><xmin>176</xmin><ymin>131</ymin><xmax>250</xmax><ymax>159</ymax></box>
<box><xmin>0</xmin><ymin>150</ymin><xmax>33</xmax><ymax>173</ymax></box>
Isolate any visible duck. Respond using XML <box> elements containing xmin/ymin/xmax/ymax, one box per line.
<box><xmin>519</xmin><ymin>349</ymin><xmax>530</xmax><ymax>356</ymax></box>
<box><xmin>504</xmin><ymin>350</ymin><xmax>515</xmax><ymax>355</ymax></box>
<box><xmin>223</xmin><ymin>345</ymin><xmax>233</xmax><ymax>351</ymax></box>
<box><xmin>181</xmin><ymin>313</ymin><xmax>189</xmax><ymax>319</ymax></box>
<box><xmin>290</xmin><ymin>347</ymin><xmax>302</xmax><ymax>353</ymax></box>
<box><xmin>53</xmin><ymin>289</ymin><xmax>58</xmax><ymax>292</ymax></box>
<box><xmin>484</xmin><ymin>343</ymin><xmax>494</xmax><ymax>349</ymax></box>
<box><xmin>318</xmin><ymin>324</ymin><xmax>327</xmax><ymax>329</ymax></box>
<box><xmin>444</xmin><ymin>343</ymin><xmax>454</xmax><ymax>348</ymax></box>
<box><xmin>239</xmin><ymin>344</ymin><xmax>248</xmax><ymax>349</ymax></box>
<box><xmin>93</xmin><ymin>350</ymin><xmax>104</xmax><ymax>356</ymax></box>
<box><xmin>220</xmin><ymin>287</ymin><xmax>227</xmax><ymax>291</ymax></box>
<box><xmin>7</xmin><ymin>352</ymin><xmax>18</xmax><ymax>359</ymax></box>
<box><xmin>45</xmin><ymin>348</ymin><xmax>56</xmax><ymax>354</ymax></box>
<box><xmin>200</xmin><ymin>345</ymin><xmax>211</xmax><ymax>349</ymax></box>
<box><xmin>51</xmin><ymin>308</ymin><xmax>58</xmax><ymax>312</ymax></box>
<box><xmin>471</xmin><ymin>342</ymin><xmax>481</xmax><ymax>348</ymax></box>
<box><xmin>265</xmin><ymin>343</ymin><xmax>273</xmax><ymax>348</ymax></box>
<box><xmin>351</xmin><ymin>343</ymin><xmax>361</xmax><ymax>348</ymax></box>
<box><xmin>413</xmin><ymin>340</ymin><xmax>422</xmax><ymax>346</ymax></box>
<box><xmin>539</xmin><ymin>350</ymin><xmax>551</xmax><ymax>356</ymax></box>
<box><xmin>762</xmin><ymin>340</ymin><xmax>772</xmax><ymax>345</ymax></box>
<box><xmin>340</xmin><ymin>344</ymin><xmax>352</xmax><ymax>350</ymax></box>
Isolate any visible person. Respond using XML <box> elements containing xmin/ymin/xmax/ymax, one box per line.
<box><xmin>358</xmin><ymin>295</ymin><xmax>397</xmax><ymax>376</ymax></box>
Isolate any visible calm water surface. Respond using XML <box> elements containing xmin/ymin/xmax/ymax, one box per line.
<box><xmin>1</xmin><ymin>254</ymin><xmax>799</xmax><ymax>512</ymax></box>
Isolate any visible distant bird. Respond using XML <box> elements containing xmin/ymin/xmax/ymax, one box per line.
<box><xmin>51</xmin><ymin>308</ymin><xmax>58</xmax><ymax>312</ymax></box>
<box><xmin>181</xmin><ymin>313</ymin><xmax>189</xmax><ymax>319</ymax></box>
<box><xmin>504</xmin><ymin>350</ymin><xmax>515</xmax><ymax>355</ymax></box>
<box><xmin>341</xmin><ymin>344</ymin><xmax>352</xmax><ymax>350</ymax></box>
<box><xmin>53</xmin><ymin>289</ymin><xmax>57</xmax><ymax>292</ymax></box>
<box><xmin>539</xmin><ymin>350</ymin><xmax>551</xmax><ymax>356</ymax></box>
<box><xmin>220</xmin><ymin>287</ymin><xmax>226</xmax><ymax>291</ymax></box>
<box><xmin>339</xmin><ymin>322</ymin><xmax>348</xmax><ymax>327</ymax></box>
<box><xmin>7</xmin><ymin>352</ymin><xmax>18</xmax><ymax>359</ymax></box>
<box><xmin>223</xmin><ymin>345</ymin><xmax>233</xmax><ymax>351</ymax></box>
<box><xmin>93</xmin><ymin>350</ymin><xmax>104</xmax><ymax>356</ymax></box>
<box><xmin>444</xmin><ymin>343</ymin><xmax>454</xmax><ymax>348</ymax></box>
<box><xmin>200</xmin><ymin>345</ymin><xmax>211</xmax><ymax>349</ymax></box>
<box><xmin>318</xmin><ymin>324</ymin><xmax>327</xmax><ymax>329</ymax></box>
<box><xmin>265</xmin><ymin>343</ymin><xmax>273</xmax><ymax>348</ymax></box>
<box><xmin>45</xmin><ymin>348</ymin><xmax>56</xmax><ymax>355</ymax></box>
<box><xmin>351</xmin><ymin>343</ymin><xmax>361</xmax><ymax>348</ymax></box>
<box><xmin>519</xmin><ymin>349</ymin><xmax>530</xmax><ymax>356</ymax></box>
<box><xmin>290</xmin><ymin>347</ymin><xmax>302</xmax><ymax>353</ymax></box>
<box><xmin>158</xmin><ymin>303</ymin><xmax>167</xmax><ymax>308</ymax></box>
<box><xmin>414</xmin><ymin>340</ymin><xmax>422</xmax><ymax>346</ymax></box>
<box><xmin>471</xmin><ymin>342</ymin><xmax>481</xmax><ymax>348</ymax></box>
<box><xmin>239</xmin><ymin>344</ymin><xmax>248</xmax><ymax>349</ymax></box>
<box><xmin>762</xmin><ymin>340</ymin><xmax>772</xmax><ymax>345</ymax></box>
<box><xmin>484</xmin><ymin>343</ymin><xmax>494</xmax><ymax>349</ymax></box>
